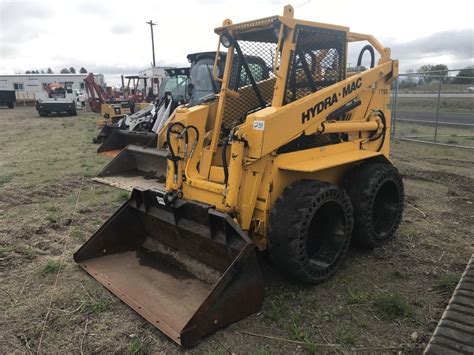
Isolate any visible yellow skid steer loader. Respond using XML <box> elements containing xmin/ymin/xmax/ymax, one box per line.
<box><xmin>75</xmin><ymin>5</ymin><xmax>404</xmax><ymax>347</ymax></box>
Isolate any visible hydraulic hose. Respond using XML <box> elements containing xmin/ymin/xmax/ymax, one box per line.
<box><xmin>181</xmin><ymin>125</ymin><xmax>200</xmax><ymax>179</ymax></box>
<box><xmin>179</xmin><ymin>125</ymin><xmax>200</xmax><ymax>159</ymax></box>
<box><xmin>368</xmin><ymin>110</ymin><xmax>387</xmax><ymax>152</ymax></box>
<box><xmin>222</xmin><ymin>135</ymin><xmax>230</xmax><ymax>187</ymax></box>
<box><xmin>166</xmin><ymin>122</ymin><xmax>185</xmax><ymax>183</ymax></box>
<box><xmin>357</xmin><ymin>45</ymin><xmax>375</xmax><ymax>69</ymax></box>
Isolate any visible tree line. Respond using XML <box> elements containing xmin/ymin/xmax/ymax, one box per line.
<box><xmin>24</xmin><ymin>67</ymin><xmax>88</xmax><ymax>74</ymax></box>
<box><xmin>400</xmin><ymin>65</ymin><xmax>474</xmax><ymax>88</ymax></box>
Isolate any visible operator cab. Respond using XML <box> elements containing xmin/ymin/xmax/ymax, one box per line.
<box><xmin>160</xmin><ymin>68</ymin><xmax>190</xmax><ymax>103</ymax></box>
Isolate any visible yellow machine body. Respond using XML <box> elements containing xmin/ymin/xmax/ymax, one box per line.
<box><xmin>97</xmin><ymin>102</ymin><xmax>133</xmax><ymax>127</ymax></box>
<box><xmin>148</xmin><ymin>6</ymin><xmax>398</xmax><ymax>249</ymax></box>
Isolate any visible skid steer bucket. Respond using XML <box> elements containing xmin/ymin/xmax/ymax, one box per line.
<box><xmin>93</xmin><ymin>145</ymin><xmax>168</xmax><ymax>191</ymax></box>
<box><xmin>97</xmin><ymin>130</ymin><xmax>157</xmax><ymax>158</ymax></box>
<box><xmin>74</xmin><ymin>189</ymin><xmax>264</xmax><ymax>347</ymax></box>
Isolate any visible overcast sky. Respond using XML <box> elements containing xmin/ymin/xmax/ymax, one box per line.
<box><xmin>1</xmin><ymin>0</ymin><xmax>473</xmax><ymax>86</ymax></box>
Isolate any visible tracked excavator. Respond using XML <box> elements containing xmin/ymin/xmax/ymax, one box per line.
<box><xmin>75</xmin><ymin>6</ymin><xmax>404</xmax><ymax>347</ymax></box>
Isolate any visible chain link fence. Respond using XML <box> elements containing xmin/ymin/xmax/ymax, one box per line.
<box><xmin>391</xmin><ymin>69</ymin><xmax>474</xmax><ymax>148</ymax></box>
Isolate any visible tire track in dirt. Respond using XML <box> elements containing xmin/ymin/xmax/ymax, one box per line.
<box><xmin>0</xmin><ymin>176</ymin><xmax>94</xmax><ymax>210</ymax></box>
<box><xmin>401</xmin><ymin>168</ymin><xmax>474</xmax><ymax>231</ymax></box>
<box><xmin>401</xmin><ymin>168</ymin><xmax>474</xmax><ymax>195</ymax></box>
<box><xmin>424</xmin><ymin>157</ymin><xmax>474</xmax><ymax>169</ymax></box>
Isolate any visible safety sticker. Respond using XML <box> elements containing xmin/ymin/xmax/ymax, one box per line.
<box><xmin>253</xmin><ymin>120</ymin><xmax>265</xmax><ymax>130</ymax></box>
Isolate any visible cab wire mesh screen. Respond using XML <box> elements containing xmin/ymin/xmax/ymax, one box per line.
<box><xmin>284</xmin><ymin>26</ymin><xmax>346</xmax><ymax>105</ymax></box>
<box><xmin>222</xmin><ymin>35</ymin><xmax>277</xmax><ymax>129</ymax></box>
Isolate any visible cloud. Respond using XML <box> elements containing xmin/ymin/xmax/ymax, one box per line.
<box><xmin>346</xmin><ymin>29</ymin><xmax>474</xmax><ymax>71</ymax></box>
<box><xmin>0</xmin><ymin>1</ymin><xmax>52</xmax><ymax>43</ymax></box>
<box><xmin>76</xmin><ymin>1</ymin><xmax>109</xmax><ymax>15</ymax></box>
<box><xmin>88</xmin><ymin>64</ymin><xmax>146</xmax><ymax>75</ymax></box>
<box><xmin>110</xmin><ymin>24</ymin><xmax>132</xmax><ymax>34</ymax></box>
<box><xmin>0</xmin><ymin>1</ymin><xmax>51</xmax><ymax>26</ymax></box>
<box><xmin>0</xmin><ymin>43</ymin><xmax>19</xmax><ymax>59</ymax></box>
<box><xmin>391</xmin><ymin>29</ymin><xmax>474</xmax><ymax>61</ymax></box>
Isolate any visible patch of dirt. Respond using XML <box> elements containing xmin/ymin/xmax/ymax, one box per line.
<box><xmin>402</xmin><ymin>168</ymin><xmax>474</xmax><ymax>194</ymax></box>
<box><xmin>0</xmin><ymin>176</ymin><xmax>94</xmax><ymax>210</ymax></box>
<box><xmin>424</xmin><ymin>157</ymin><xmax>474</xmax><ymax>169</ymax></box>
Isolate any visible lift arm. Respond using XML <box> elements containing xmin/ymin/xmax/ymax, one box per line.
<box><xmin>235</xmin><ymin>60</ymin><xmax>398</xmax><ymax>159</ymax></box>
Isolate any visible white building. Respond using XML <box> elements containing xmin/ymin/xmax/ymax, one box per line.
<box><xmin>138</xmin><ymin>66</ymin><xmax>168</xmax><ymax>80</ymax></box>
<box><xmin>136</xmin><ymin>66</ymin><xmax>171</xmax><ymax>95</ymax></box>
<box><xmin>0</xmin><ymin>73</ymin><xmax>105</xmax><ymax>102</ymax></box>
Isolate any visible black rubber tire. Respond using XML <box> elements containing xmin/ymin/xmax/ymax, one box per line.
<box><xmin>7</xmin><ymin>102</ymin><xmax>14</xmax><ymax>109</ymax></box>
<box><xmin>345</xmin><ymin>162</ymin><xmax>404</xmax><ymax>249</ymax></box>
<box><xmin>38</xmin><ymin>111</ymin><xmax>47</xmax><ymax>117</ymax></box>
<box><xmin>268</xmin><ymin>180</ymin><xmax>354</xmax><ymax>284</ymax></box>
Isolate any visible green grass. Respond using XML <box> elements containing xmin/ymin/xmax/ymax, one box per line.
<box><xmin>46</xmin><ymin>215</ymin><xmax>58</xmax><ymax>224</ymax></box>
<box><xmin>396</xmin><ymin>97</ymin><xmax>474</xmax><ymax>113</ymax></box>
<box><xmin>127</xmin><ymin>338</ymin><xmax>146</xmax><ymax>355</ymax></box>
<box><xmin>95</xmin><ymin>187</ymin><xmax>111</xmax><ymax>195</ymax></box>
<box><xmin>393</xmin><ymin>121</ymin><xmax>474</xmax><ymax>147</ymax></box>
<box><xmin>288</xmin><ymin>320</ymin><xmax>309</xmax><ymax>342</ymax></box>
<box><xmin>81</xmin><ymin>300</ymin><xmax>110</xmax><ymax>315</ymax></box>
<box><xmin>304</xmin><ymin>342</ymin><xmax>318</xmax><ymax>354</ymax></box>
<box><xmin>0</xmin><ymin>173</ymin><xmax>14</xmax><ymax>186</ymax></box>
<box><xmin>42</xmin><ymin>259</ymin><xmax>62</xmax><ymax>274</ymax></box>
<box><xmin>205</xmin><ymin>350</ymin><xmax>227</xmax><ymax>355</ymax></box>
<box><xmin>70</xmin><ymin>229</ymin><xmax>84</xmax><ymax>240</ymax></box>
<box><xmin>335</xmin><ymin>328</ymin><xmax>358</xmax><ymax>346</ymax></box>
<box><xmin>0</xmin><ymin>246</ymin><xmax>12</xmax><ymax>258</ymax></box>
<box><xmin>373</xmin><ymin>293</ymin><xmax>413</xmax><ymax>320</ymax></box>
<box><xmin>346</xmin><ymin>288</ymin><xmax>367</xmax><ymax>305</ymax></box>
<box><xmin>44</xmin><ymin>204</ymin><xmax>60</xmax><ymax>213</ymax></box>
<box><xmin>117</xmin><ymin>192</ymin><xmax>130</xmax><ymax>202</ymax></box>
<box><xmin>433</xmin><ymin>273</ymin><xmax>461</xmax><ymax>294</ymax></box>
<box><xmin>286</xmin><ymin>321</ymin><xmax>318</xmax><ymax>354</ymax></box>
<box><xmin>251</xmin><ymin>349</ymin><xmax>271</xmax><ymax>355</ymax></box>
<box><xmin>17</xmin><ymin>245</ymin><xmax>38</xmax><ymax>258</ymax></box>
<box><xmin>265</xmin><ymin>296</ymin><xmax>287</xmax><ymax>326</ymax></box>
<box><xmin>390</xmin><ymin>270</ymin><xmax>409</xmax><ymax>280</ymax></box>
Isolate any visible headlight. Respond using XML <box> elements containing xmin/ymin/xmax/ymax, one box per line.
<box><xmin>220</xmin><ymin>33</ymin><xmax>233</xmax><ymax>48</ymax></box>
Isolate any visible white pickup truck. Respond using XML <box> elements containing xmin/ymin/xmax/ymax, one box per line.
<box><xmin>36</xmin><ymin>82</ymin><xmax>78</xmax><ymax>117</ymax></box>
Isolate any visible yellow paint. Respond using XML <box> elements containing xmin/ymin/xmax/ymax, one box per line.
<box><xmin>142</xmin><ymin>5</ymin><xmax>398</xmax><ymax>251</ymax></box>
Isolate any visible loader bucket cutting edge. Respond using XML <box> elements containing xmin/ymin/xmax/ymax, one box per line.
<box><xmin>93</xmin><ymin>145</ymin><xmax>169</xmax><ymax>191</ymax></box>
<box><xmin>97</xmin><ymin>129</ymin><xmax>157</xmax><ymax>155</ymax></box>
<box><xmin>73</xmin><ymin>189</ymin><xmax>264</xmax><ymax>347</ymax></box>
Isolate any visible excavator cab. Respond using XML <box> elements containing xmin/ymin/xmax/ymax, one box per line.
<box><xmin>76</xmin><ymin>5</ymin><xmax>401</xmax><ymax>347</ymax></box>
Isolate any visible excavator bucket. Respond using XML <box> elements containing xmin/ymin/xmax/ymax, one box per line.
<box><xmin>97</xmin><ymin>130</ymin><xmax>157</xmax><ymax>158</ymax></box>
<box><xmin>74</xmin><ymin>189</ymin><xmax>264</xmax><ymax>347</ymax></box>
<box><xmin>93</xmin><ymin>145</ymin><xmax>168</xmax><ymax>191</ymax></box>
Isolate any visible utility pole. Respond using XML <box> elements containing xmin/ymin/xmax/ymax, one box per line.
<box><xmin>146</xmin><ymin>20</ymin><xmax>157</xmax><ymax>67</ymax></box>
